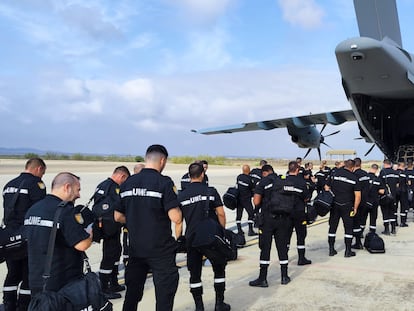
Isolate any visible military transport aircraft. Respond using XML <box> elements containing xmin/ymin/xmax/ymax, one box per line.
<box><xmin>192</xmin><ymin>0</ymin><xmax>414</xmax><ymax>162</ymax></box>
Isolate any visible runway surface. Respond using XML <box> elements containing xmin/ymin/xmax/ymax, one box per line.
<box><xmin>0</xmin><ymin>159</ymin><xmax>413</xmax><ymax>311</ymax></box>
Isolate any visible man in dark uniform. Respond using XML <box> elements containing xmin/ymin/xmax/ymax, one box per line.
<box><xmin>177</xmin><ymin>162</ymin><xmax>231</xmax><ymax>311</ymax></box>
<box><xmin>351</xmin><ymin>158</ymin><xmax>371</xmax><ymax>249</ymax></box>
<box><xmin>250</xmin><ymin>159</ymin><xmax>267</xmax><ymax>189</ymax></box>
<box><xmin>360</xmin><ymin>164</ymin><xmax>384</xmax><ymax>234</ymax></box>
<box><xmin>24</xmin><ymin>172</ymin><xmax>92</xmax><ymax>296</ymax></box>
<box><xmin>379</xmin><ymin>159</ymin><xmax>399</xmax><ymax>235</ymax></box>
<box><xmin>286</xmin><ymin>161</ymin><xmax>312</xmax><ymax>265</ymax></box>
<box><xmin>2</xmin><ymin>158</ymin><xmax>47</xmax><ymax>311</ymax></box>
<box><xmin>249</xmin><ymin>164</ymin><xmax>293</xmax><ymax>287</ymax></box>
<box><xmin>181</xmin><ymin>160</ymin><xmax>209</xmax><ymax>191</ymax></box>
<box><xmin>315</xmin><ymin>160</ymin><xmax>331</xmax><ymax>193</ymax></box>
<box><xmin>326</xmin><ymin>159</ymin><xmax>361</xmax><ymax>257</ymax></box>
<box><xmin>236</xmin><ymin>164</ymin><xmax>257</xmax><ymax>236</ymax></box>
<box><xmin>93</xmin><ymin>166</ymin><xmax>130</xmax><ymax>299</ymax></box>
<box><xmin>396</xmin><ymin>161</ymin><xmax>409</xmax><ymax>227</ymax></box>
<box><xmin>114</xmin><ymin>144</ymin><xmax>183</xmax><ymax>311</ymax></box>
<box><xmin>406</xmin><ymin>159</ymin><xmax>414</xmax><ymax>213</ymax></box>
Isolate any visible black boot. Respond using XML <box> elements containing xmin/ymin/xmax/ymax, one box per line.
<box><xmin>344</xmin><ymin>238</ymin><xmax>356</xmax><ymax>257</ymax></box>
<box><xmin>280</xmin><ymin>264</ymin><xmax>290</xmax><ymax>285</ymax></box>
<box><xmin>100</xmin><ymin>272</ymin><xmax>122</xmax><ymax>299</ymax></box>
<box><xmin>391</xmin><ymin>222</ymin><xmax>397</xmax><ymax>235</ymax></box>
<box><xmin>382</xmin><ymin>223</ymin><xmax>390</xmax><ymax>235</ymax></box>
<box><xmin>109</xmin><ymin>265</ymin><xmax>125</xmax><ymax>292</ymax></box>
<box><xmin>214</xmin><ymin>291</ymin><xmax>231</xmax><ymax>311</ymax></box>
<box><xmin>351</xmin><ymin>236</ymin><xmax>363</xmax><ymax>249</ymax></box>
<box><xmin>297</xmin><ymin>248</ymin><xmax>312</xmax><ymax>265</ymax></box>
<box><xmin>249</xmin><ymin>266</ymin><xmax>268</xmax><ymax>287</ymax></box>
<box><xmin>328</xmin><ymin>237</ymin><xmax>337</xmax><ymax>256</ymax></box>
<box><xmin>236</xmin><ymin>222</ymin><xmax>244</xmax><ymax>235</ymax></box>
<box><xmin>191</xmin><ymin>288</ymin><xmax>204</xmax><ymax>311</ymax></box>
<box><xmin>248</xmin><ymin>223</ymin><xmax>258</xmax><ymax>236</ymax></box>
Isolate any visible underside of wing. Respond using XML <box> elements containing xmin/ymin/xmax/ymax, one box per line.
<box><xmin>192</xmin><ymin>110</ymin><xmax>356</xmax><ymax>135</ymax></box>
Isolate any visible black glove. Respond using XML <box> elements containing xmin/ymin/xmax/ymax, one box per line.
<box><xmin>176</xmin><ymin>235</ymin><xmax>187</xmax><ymax>253</ymax></box>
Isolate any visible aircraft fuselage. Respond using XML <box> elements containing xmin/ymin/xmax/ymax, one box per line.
<box><xmin>336</xmin><ymin>36</ymin><xmax>414</xmax><ymax>161</ymax></box>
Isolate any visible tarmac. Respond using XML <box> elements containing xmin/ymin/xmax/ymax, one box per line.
<box><xmin>1</xmin><ymin>159</ymin><xmax>414</xmax><ymax>311</ymax></box>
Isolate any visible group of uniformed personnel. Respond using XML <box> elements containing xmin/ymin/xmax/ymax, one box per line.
<box><xmin>3</xmin><ymin>151</ymin><xmax>414</xmax><ymax>311</ymax></box>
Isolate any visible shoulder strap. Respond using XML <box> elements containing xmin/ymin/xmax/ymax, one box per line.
<box><xmin>42</xmin><ymin>201</ymin><xmax>68</xmax><ymax>291</ymax></box>
<box><xmin>4</xmin><ymin>180</ymin><xmax>26</xmax><ymax>222</ymax></box>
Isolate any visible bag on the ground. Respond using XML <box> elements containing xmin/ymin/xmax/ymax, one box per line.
<box><xmin>364</xmin><ymin>231</ymin><xmax>385</xmax><ymax>254</ymax></box>
<box><xmin>313</xmin><ymin>190</ymin><xmax>335</xmax><ymax>216</ymax></box>
<box><xmin>222</xmin><ymin>187</ymin><xmax>239</xmax><ymax>210</ymax></box>
<box><xmin>28</xmin><ymin>291</ymin><xmax>67</xmax><ymax>311</ymax></box>
<box><xmin>305</xmin><ymin>203</ymin><xmax>318</xmax><ymax>224</ymax></box>
<box><xmin>267</xmin><ymin>178</ymin><xmax>295</xmax><ymax>216</ymax></box>
<box><xmin>224</xmin><ymin>229</ymin><xmax>242</xmax><ymax>261</ymax></box>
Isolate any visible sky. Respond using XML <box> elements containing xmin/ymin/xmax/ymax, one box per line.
<box><xmin>1</xmin><ymin>0</ymin><xmax>414</xmax><ymax>160</ymax></box>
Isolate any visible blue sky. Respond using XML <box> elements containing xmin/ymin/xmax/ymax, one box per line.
<box><xmin>1</xmin><ymin>0</ymin><xmax>414</xmax><ymax>160</ymax></box>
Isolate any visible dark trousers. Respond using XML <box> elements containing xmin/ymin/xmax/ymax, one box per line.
<box><xmin>187</xmin><ymin>247</ymin><xmax>226</xmax><ymax>295</ymax></box>
<box><xmin>122</xmin><ymin>254</ymin><xmax>179</xmax><ymax>311</ymax></box>
<box><xmin>259</xmin><ymin>215</ymin><xmax>292</xmax><ymax>265</ymax></box>
<box><xmin>3</xmin><ymin>256</ymin><xmax>30</xmax><ymax>311</ymax></box>
<box><xmin>100</xmin><ymin>232</ymin><xmax>122</xmax><ymax>276</ymax></box>
<box><xmin>236</xmin><ymin>198</ymin><xmax>255</xmax><ymax>222</ymax></box>
<box><xmin>328</xmin><ymin>203</ymin><xmax>354</xmax><ymax>243</ymax></box>
<box><xmin>288</xmin><ymin>211</ymin><xmax>307</xmax><ymax>248</ymax></box>
<box><xmin>380</xmin><ymin>200</ymin><xmax>396</xmax><ymax>224</ymax></box>
<box><xmin>396</xmin><ymin>192</ymin><xmax>409</xmax><ymax>223</ymax></box>
<box><xmin>360</xmin><ymin>204</ymin><xmax>378</xmax><ymax>232</ymax></box>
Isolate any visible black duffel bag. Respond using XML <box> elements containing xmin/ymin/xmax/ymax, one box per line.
<box><xmin>0</xmin><ymin>225</ymin><xmax>27</xmax><ymax>263</ymax></box>
<box><xmin>222</xmin><ymin>187</ymin><xmax>239</xmax><ymax>210</ymax></box>
<box><xmin>313</xmin><ymin>190</ymin><xmax>334</xmax><ymax>216</ymax></box>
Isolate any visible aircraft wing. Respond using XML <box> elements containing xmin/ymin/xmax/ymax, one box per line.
<box><xmin>192</xmin><ymin>110</ymin><xmax>356</xmax><ymax>135</ymax></box>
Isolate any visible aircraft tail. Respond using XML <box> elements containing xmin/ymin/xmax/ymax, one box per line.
<box><xmin>353</xmin><ymin>0</ymin><xmax>402</xmax><ymax>47</ymax></box>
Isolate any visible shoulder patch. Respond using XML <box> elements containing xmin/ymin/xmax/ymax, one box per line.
<box><xmin>74</xmin><ymin>213</ymin><xmax>84</xmax><ymax>225</ymax></box>
<box><xmin>116</xmin><ymin>187</ymin><xmax>120</xmax><ymax>195</ymax></box>
<box><xmin>173</xmin><ymin>185</ymin><xmax>178</xmax><ymax>195</ymax></box>
<box><xmin>37</xmin><ymin>182</ymin><xmax>46</xmax><ymax>190</ymax></box>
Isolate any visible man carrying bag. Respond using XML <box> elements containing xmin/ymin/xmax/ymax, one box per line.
<box><xmin>177</xmin><ymin>162</ymin><xmax>231</xmax><ymax>311</ymax></box>
<box><xmin>25</xmin><ymin>172</ymin><xmax>110</xmax><ymax>310</ymax></box>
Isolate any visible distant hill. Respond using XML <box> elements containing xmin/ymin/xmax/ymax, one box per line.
<box><xmin>0</xmin><ymin>147</ymin><xmax>46</xmax><ymax>155</ymax></box>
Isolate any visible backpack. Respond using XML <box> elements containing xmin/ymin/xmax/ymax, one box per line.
<box><xmin>364</xmin><ymin>231</ymin><xmax>385</xmax><ymax>254</ymax></box>
<box><xmin>91</xmin><ymin>183</ymin><xmax>117</xmax><ymax>220</ymax></box>
<box><xmin>222</xmin><ymin>187</ymin><xmax>239</xmax><ymax>210</ymax></box>
<box><xmin>313</xmin><ymin>190</ymin><xmax>335</xmax><ymax>216</ymax></box>
<box><xmin>267</xmin><ymin>178</ymin><xmax>295</xmax><ymax>216</ymax></box>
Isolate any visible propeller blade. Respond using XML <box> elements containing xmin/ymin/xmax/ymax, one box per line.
<box><xmin>320</xmin><ymin>123</ymin><xmax>327</xmax><ymax>134</ymax></box>
<box><xmin>304</xmin><ymin>148</ymin><xmax>312</xmax><ymax>159</ymax></box>
<box><xmin>324</xmin><ymin>130</ymin><xmax>340</xmax><ymax>138</ymax></box>
<box><xmin>321</xmin><ymin>142</ymin><xmax>331</xmax><ymax>148</ymax></box>
<box><xmin>364</xmin><ymin>144</ymin><xmax>376</xmax><ymax>157</ymax></box>
<box><xmin>354</xmin><ymin>137</ymin><xmax>364</xmax><ymax>140</ymax></box>
<box><xmin>317</xmin><ymin>148</ymin><xmax>321</xmax><ymax>161</ymax></box>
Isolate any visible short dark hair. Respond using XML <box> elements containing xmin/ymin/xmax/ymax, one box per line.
<box><xmin>189</xmin><ymin>162</ymin><xmax>204</xmax><ymax>179</ymax></box>
<box><xmin>261</xmin><ymin>164</ymin><xmax>274</xmax><ymax>173</ymax></box>
<box><xmin>146</xmin><ymin>144</ymin><xmax>168</xmax><ymax>158</ymax></box>
<box><xmin>114</xmin><ymin>165</ymin><xmax>131</xmax><ymax>177</ymax></box>
<box><xmin>354</xmin><ymin>157</ymin><xmax>362</xmax><ymax>167</ymax></box>
<box><xmin>383</xmin><ymin>159</ymin><xmax>391</xmax><ymax>165</ymax></box>
<box><xmin>200</xmin><ymin>160</ymin><xmax>208</xmax><ymax>166</ymax></box>
<box><xmin>371</xmin><ymin>163</ymin><xmax>379</xmax><ymax>170</ymax></box>
<box><xmin>345</xmin><ymin>159</ymin><xmax>355</xmax><ymax>169</ymax></box>
<box><xmin>26</xmin><ymin>158</ymin><xmax>46</xmax><ymax>170</ymax></box>
<box><xmin>259</xmin><ymin>159</ymin><xmax>268</xmax><ymax>166</ymax></box>
<box><xmin>288</xmin><ymin>161</ymin><xmax>299</xmax><ymax>173</ymax></box>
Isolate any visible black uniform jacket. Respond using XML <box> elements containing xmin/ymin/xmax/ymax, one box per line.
<box><xmin>3</xmin><ymin>172</ymin><xmax>46</xmax><ymax>228</ymax></box>
<box><xmin>236</xmin><ymin>173</ymin><xmax>254</xmax><ymax>201</ymax></box>
<box><xmin>177</xmin><ymin>182</ymin><xmax>222</xmax><ymax>242</ymax></box>
<box><xmin>24</xmin><ymin>195</ymin><xmax>90</xmax><ymax>292</ymax></box>
<box><xmin>118</xmin><ymin>168</ymin><xmax>179</xmax><ymax>258</ymax></box>
<box><xmin>327</xmin><ymin>167</ymin><xmax>361</xmax><ymax>206</ymax></box>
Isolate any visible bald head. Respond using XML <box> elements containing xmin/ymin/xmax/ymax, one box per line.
<box><xmin>242</xmin><ymin>164</ymin><xmax>250</xmax><ymax>174</ymax></box>
<box><xmin>51</xmin><ymin>172</ymin><xmax>81</xmax><ymax>202</ymax></box>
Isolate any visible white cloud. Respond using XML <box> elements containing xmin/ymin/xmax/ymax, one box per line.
<box><xmin>278</xmin><ymin>0</ymin><xmax>325</xmax><ymax>29</ymax></box>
